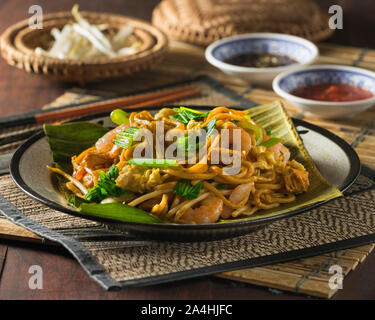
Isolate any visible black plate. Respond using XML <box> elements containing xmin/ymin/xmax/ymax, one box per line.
<box><xmin>10</xmin><ymin>108</ymin><xmax>360</xmax><ymax>241</ymax></box>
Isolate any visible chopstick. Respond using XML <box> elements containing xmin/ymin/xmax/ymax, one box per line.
<box><xmin>0</xmin><ymin>129</ymin><xmax>42</xmax><ymax>146</ymax></box>
<box><xmin>0</xmin><ymin>85</ymin><xmax>201</xmax><ymax>147</ymax></box>
<box><xmin>0</xmin><ymin>85</ymin><xmax>201</xmax><ymax>128</ymax></box>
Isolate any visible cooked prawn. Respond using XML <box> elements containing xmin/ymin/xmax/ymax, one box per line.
<box><xmin>95</xmin><ymin>123</ymin><xmax>129</xmax><ymax>153</ymax></box>
<box><xmin>221</xmin><ymin>182</ymin><xmax>254</xmax><ymax>219</ymax></box>
<box><xmin>222</xmin><ymin>122</ymin><xmax>252</xmax><ymax>158</ymax></box>
<box><xmin>269</xmin><ymin>142</ymin><xmax>290</xmax><ymax>167</ymax></box>
<box><xmin>181</xmin><ymin>196</ymin><xmax>223</xmax><ymax>224</ymax></box>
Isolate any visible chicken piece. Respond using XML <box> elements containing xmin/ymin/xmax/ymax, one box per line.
<box><xmin>116</xmin><ymin>165</ymin><xmax>162</xmax><ymax>193</ymax></box>
<box><xmin>282</xmin><ymin>160</ymin><xmax>310</xmax><ymax>194</ymax></box>
<box><xmin>80</xmin><ymin>152</ymin><xmax>112</xmax><ymax>171</ymax></box>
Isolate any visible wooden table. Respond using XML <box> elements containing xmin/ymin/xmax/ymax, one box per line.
<box><xmin>1</xmin><ymin>0</ymin><xmax>375</xmax><ymax>300</ymax></box>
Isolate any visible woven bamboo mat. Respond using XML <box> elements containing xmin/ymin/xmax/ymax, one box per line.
<box><xmin>1</xmin><ymin>41</ymin><xmax>375</xmax><ymax>298</ymax></box>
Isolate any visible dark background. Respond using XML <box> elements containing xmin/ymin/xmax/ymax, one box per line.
<box><xmin>1</xmin><ymin>0</ymin><xmax>375</xmax><ymax>300</ymax></box>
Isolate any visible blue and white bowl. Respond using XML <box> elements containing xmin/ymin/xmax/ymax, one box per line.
<box><xmin>273</xmin><ymin>64</ymin><xmax>375</xmax><ymax>119</ymax></box>
<box><xmin>205</xmin><ymin>33</ymin><xmax>319</xmax><ymax>87</ymax></box>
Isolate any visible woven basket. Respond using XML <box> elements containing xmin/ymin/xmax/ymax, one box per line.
<box><xmin>0</xmin><ymin>12</ymin><xmax>168</xmax><ymax>83</ymax></box>
<box><xmin>152</xmin><ymin>0</ymin><xmax>333</xmax><ymax>46</ymax></box>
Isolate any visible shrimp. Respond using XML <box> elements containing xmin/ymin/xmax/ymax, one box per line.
<box><xmin>269</xmin><ymin>142</ymin><xmax>290</xmax><ymax>167</ymax></box>
<box><xmin>181</xmin><ymin>196</ymin><xmax>223</xmax><ymax>224</ymax></box>
<box><xmin>223</xmin><ymin>122</ymin><xmax>252</xmax><ymax>157</ymax></box>
<box><xmin>95</xmin><ymin>123</ymin><xmax>129</xmax><ymax>153</ymax></box>
<box><xmin>221</xmin><ymin>182</ymin><xmax>254</xmax><ymax>219</ymax></box>
<box><xmin>261</xmin><ymin>133</ymin><xmax>290</xmax><ymax>167</ymax></box>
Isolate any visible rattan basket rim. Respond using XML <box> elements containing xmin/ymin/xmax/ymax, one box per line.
<box><xmin>151</xmin><ymin>0</ymin><xmax>334</xmax><ymax>46</ymax></box>
<box><xmin>1</xmin><ymin>11</ymin><xmax>168</xmax><ymax>66</ymax></box>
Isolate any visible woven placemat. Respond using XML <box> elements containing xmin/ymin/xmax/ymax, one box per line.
<box><xmin>1</xmin><ymin>76</ymin><xmax>375</xmax><ymax>296</ymax></box>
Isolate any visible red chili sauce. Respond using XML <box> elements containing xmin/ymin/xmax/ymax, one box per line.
<box><xmin>291</xmin><ymin>83</ymin><xmax>373</xmax><ymax>102</ymax></box>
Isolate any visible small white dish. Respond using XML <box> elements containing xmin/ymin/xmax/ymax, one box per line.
<box><xmin>205</xmin><ymin>33</ymin><xmax>319</xmax><ymax>87</ymax></box>
<box><xmin>273</xmin><ymin>64</ymin><xmax>375</xmax><ymax>119</ymax></box>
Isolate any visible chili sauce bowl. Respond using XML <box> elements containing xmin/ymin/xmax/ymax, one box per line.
<box><xmin>205</xmin><ymin>33</ymin><xmax>319</xmax><ymax>87</ymax></box>
<box><xmin>273</xmin><ymin>65</ymin><xmax>375</xmax><ymax>119</ymax></box>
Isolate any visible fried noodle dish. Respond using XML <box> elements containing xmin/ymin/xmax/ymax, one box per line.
<box><xmin>48</xmin><ymin>106</ymin><xmax>310</xmax><ymax>224</ymax></box>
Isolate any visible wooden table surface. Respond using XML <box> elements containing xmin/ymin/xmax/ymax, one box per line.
<box><xmin>1</xmin><ymin>0</ymin><xmax>375</xmax><ymax>300</ymax></box>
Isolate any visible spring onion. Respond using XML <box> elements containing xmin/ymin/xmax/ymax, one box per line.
<box><xmin>113</xmin><ymin>127</ymin><xmax>140</xmax><ymax>149</ymax></box>
<box><xmin>172</xmin><ymin>107</ymin><xmax>209</xmax><ymax>124</ymax></box>
<box><xmin>237</xmin><ymin>121</ymin><xmax>263</xmax><ymax>145</ymax></box>
<box><xmin>205</xmin><ymin>117</ymin><xmax>217</xmax><ymax>137</ymax></box>
<box><xmin>176</xmin><ymin>135</ymin><xmax>200</xmax><ymax>153</ymax></box>
<box><xmin>110</xmin><ymin>109</ymin><xmax>130</xmax><ymax>125</ymax></box>
<box><xmin>260</xmin><ymin>137</ymin><xmax>283</xmax><ymax>148</ymax></box>
<box><xmin>127</xmin><ymin>158</ymin><xmax>179</xmax><ymax>168</ymax></box>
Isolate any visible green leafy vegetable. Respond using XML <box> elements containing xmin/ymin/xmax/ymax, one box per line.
<box><xmin>80</xmin><ymin>203</ymin><xmax>163</xmax><ymax>224</ymax></box>
<box><xmin>84</xmin><ymin>165</ymin><xmax>124</xmax><ymax>203</ymax></box>
<box><xmin>266</xmin><ymin>130</ymin><xmax>272</xmax><ymax>136</ymax></box>
<box><xmin>173</xmin><ymin>179</ymin><xmax>204</xmax><ymax>200</ymax></box>
<box><xmin>216</xmin><ymin>184</ymin><xmax>227</xmax><ymax>190</ymax></box>
<box><xmin>127</xmin><ymin>158</ymin><xmax>179</xmax><ymax>168</ymax></box>
<box><xmin>97</xmin><ymin>171</ymin><xmax>123</xmax><ymax>197</ymax></box>
<box><xmin>260</xmin><ymin>137</ymin><xmax>283</xmax><ymax>148</ymax></box>
<box><xmin>171</xmin><ymin>107</ymin><xmax>209</xmax><ymax>124</ymax></box>
<box><xmin>85</xmin><ymin>187</ymin><xmax>108</xmax><ymax>203</ymax></box>
<box><xmin>106</xmin><ymin>165</ymin><xmax>119</xmax><ymax>181</ymax></box>
<box><xmin>176</xmin><ymin>117</ymin><xmax>216</xmax><ymax>154</ymax></box>
<box><xmin>112</xmin><ymin>126</ymin><xmax>140</xmax><ymax>149</ymax></box>
<box><xmin>110</xmin><ymin>109</ymin><xmax>130</xmax><ymax>125</ymax></box>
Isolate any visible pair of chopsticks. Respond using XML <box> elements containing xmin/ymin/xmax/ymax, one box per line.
<box><xmin>0</xmin><ymin>85</ymin><xmax>201</xmax><ymax>147</ymax></box>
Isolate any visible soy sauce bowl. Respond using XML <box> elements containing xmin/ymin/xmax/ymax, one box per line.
<box><xmin>205</xmin><ymin>33</ymin><xmax>319</xmax><ymax>87</ymax></box>
<box><xmin>273</xmin><ymin>65</ymin><xmax>375</xmax><ymax>119</ymax></box>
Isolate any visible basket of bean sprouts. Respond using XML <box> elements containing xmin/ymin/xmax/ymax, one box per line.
<box><xmin>0</xmin><ymin>5</ymin><xmax>168</xmax><ymax>83</ymax></box>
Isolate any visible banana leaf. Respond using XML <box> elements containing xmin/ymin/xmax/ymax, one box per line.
<box><xmin>230</xmin><ymin>100</ymin><xmax>343</xmax><ymax>221</ymax></box>
<box><xmin>44</xmin><ymin>122</ymin><xmax>109</xmax><ymax>172</ymax></box>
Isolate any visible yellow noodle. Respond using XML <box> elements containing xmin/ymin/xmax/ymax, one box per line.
<box><xmin>127</xmin><ymin>189</ymin><xmax>173</xmax><ymax>207</ymax></box>
<box><xmin>56</xmin><ymin>106</ymin><xmax>310</xmax><ymax>225</ymax></box>
<box><xmin>151</xmin><ymin>194</ymin><xmax>169</xmax><ymax>215</ymax></box>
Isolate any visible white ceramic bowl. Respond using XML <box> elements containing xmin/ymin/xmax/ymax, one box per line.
<box><xmin>273</xmin><ymin>64</ymin><xmax>375</xmax><ymax>119</ymax></box>
<box><xmin>205</xmin><ymin>33</ymin><xmax>319</xmax><ymax>87</ymax></box>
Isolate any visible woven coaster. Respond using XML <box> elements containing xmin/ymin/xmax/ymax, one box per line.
<box><xmin>1</xmin><ymin>77</ymin><xmax>375</xmax><ymax>293</ymax></box>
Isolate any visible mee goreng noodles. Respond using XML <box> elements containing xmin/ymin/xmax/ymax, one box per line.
<box><xmin>48</xmin><ymin>106</ymin><xmax>310</xmax><ymax>224</ymax></box>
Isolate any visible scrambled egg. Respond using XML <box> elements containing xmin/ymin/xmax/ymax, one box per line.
<box><xmin>116</xmin><ymin>165</ymin><xmax>162</xmax><ymax>193</ymax></box>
